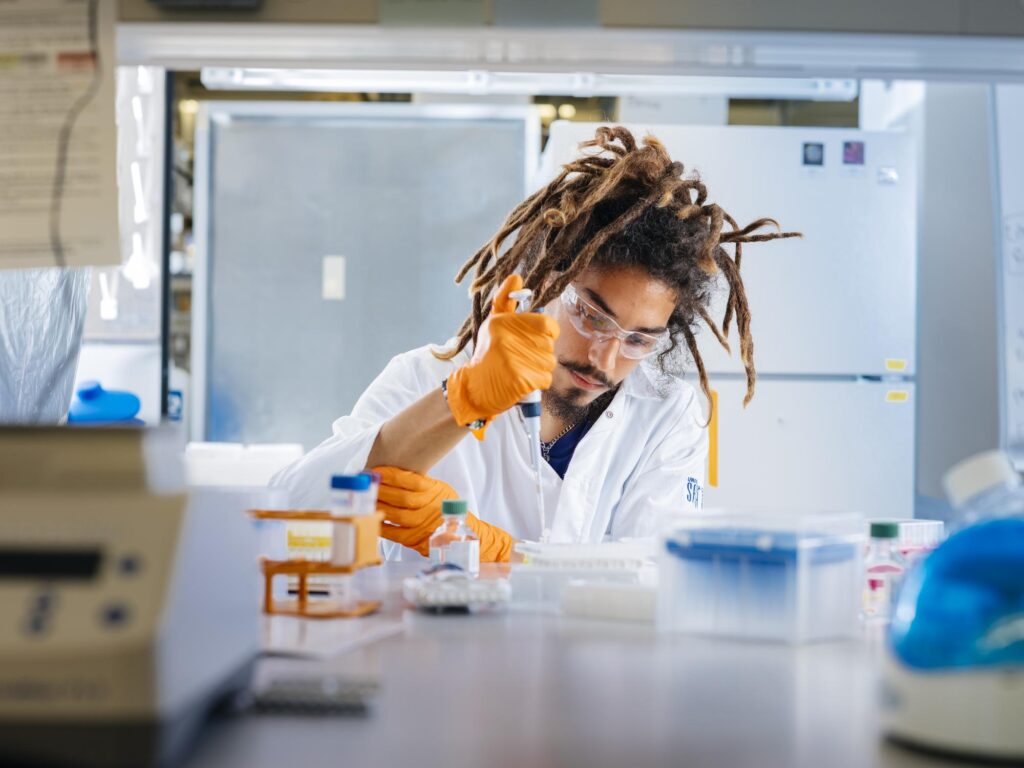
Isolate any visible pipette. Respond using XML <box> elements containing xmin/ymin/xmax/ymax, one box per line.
<box><xmin>509</xmin><ymin>288</ymin><xmax>549</xmax><ymax>543</ymax></box>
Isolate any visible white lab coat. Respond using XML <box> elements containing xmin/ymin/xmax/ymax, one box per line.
<box><xmin>271</xmin><ymin>342</ymin><xmax>708</xmax><ymax>553</ymax></box>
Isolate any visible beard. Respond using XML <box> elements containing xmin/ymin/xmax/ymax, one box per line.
<box><xmin>543</xmin><ymin>359</ymin><xmax>620</xmax><ymax>424</ymax></box>
<box><xmin>543</xmin><ymin>385</ymin><xmax>592</xmax><ymax>424</ymax></box>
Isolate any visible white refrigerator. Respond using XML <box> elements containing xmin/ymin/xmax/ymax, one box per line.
<box><xmin>541</xmin><ymin>122</ymin><xmax>917</xmax><ymax>518</ymax></box>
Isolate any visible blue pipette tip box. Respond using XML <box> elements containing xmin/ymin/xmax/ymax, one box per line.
<box><xmin>658</xmin><ymin>512</ymin><xmax>865</xmax><ymax>644</ymax></box>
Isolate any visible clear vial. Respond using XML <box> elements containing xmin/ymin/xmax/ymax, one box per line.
<box><xmin>862</xmin><ymin>521</ymin><xmax>906</xmax><ymax>623</ymax></box>
<box><xmin>429</xmin><ymin>499</ymin><xmax>480</xmax><ymax>576</ymax></box>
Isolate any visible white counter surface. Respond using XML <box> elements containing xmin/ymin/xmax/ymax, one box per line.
<box><xmin>182</xmin><ymin>563</ymin><xmax>985</xmax><ymax>768</ymax></box>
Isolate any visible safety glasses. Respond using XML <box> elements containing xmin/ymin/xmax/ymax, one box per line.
<box><xmin>559</xmin><ymin>284</ymin><xmax>670</xmax><ymax>360</ymax></box>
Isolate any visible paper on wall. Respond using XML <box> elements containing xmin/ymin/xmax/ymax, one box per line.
<box><xmin>0</xmin><ymin>0</ymin><xmax>119</xmax><ymax>269</ymax></box>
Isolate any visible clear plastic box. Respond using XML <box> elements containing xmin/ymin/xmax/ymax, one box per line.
<box><xmin>509</xmin><ymin>541</ymin><xmax>655</xmax><ymax>613</ymax></box>
<box><xmin>509</xmin><ymin>565</ymin><xmax>646</xmax><ymax>613</ymax></box>
<box><xmin>892</xmin><ymin>519</ymin><xmax>945</xmax><ymax>561</ymax></box>
<box><xmin>657</xmin><ymin>512</ymin><xmax>865</xmax><ymax>644</ymax></box>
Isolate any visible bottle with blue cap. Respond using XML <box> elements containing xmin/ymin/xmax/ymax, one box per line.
<box><xmin>429</xmin><ymin>500</ymin><xmax>480</xmax><ymax>576</ymax></box>
<box><xmin>328</xmin><ymin>473</ymin><xmax>372</xmax><ymax>569</ymax></box>
<box><xmin>330</xmin><ymin>473</ymin><xmax>372</xmax><ymax>516</ymax></box>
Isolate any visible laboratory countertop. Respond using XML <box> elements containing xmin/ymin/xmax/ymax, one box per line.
<box><xmin>183</xmin><ymin>563</ymin><xmax>984</xmax><ymax>768</ymax></box>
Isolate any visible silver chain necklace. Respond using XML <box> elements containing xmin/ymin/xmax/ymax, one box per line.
<box><xmin>540</xmin><ymin>421</ymin><xmax>578</xmax><ymax>461</ymax></box>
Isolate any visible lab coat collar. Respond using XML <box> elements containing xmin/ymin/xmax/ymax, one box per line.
<box><xmin>620</xmin><ymin>361</ymin><xmax>674</xmax><ymax>401</ymax></box>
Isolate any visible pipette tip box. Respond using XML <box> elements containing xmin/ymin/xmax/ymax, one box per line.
<box><xmin>657</xmin><ymin>512</ymin><xmax>865</xmax><ymax>644</ymax></box>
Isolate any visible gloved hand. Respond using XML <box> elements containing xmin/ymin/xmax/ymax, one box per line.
<box><xmin>373</xmin><ymin>466</ymin><xmax>515</xmax><ymax>562</ymax></box>
<box><xmin>445</xmin><ymin>274</ymin><xmax>558</xmax><ymax>438</ymax></box>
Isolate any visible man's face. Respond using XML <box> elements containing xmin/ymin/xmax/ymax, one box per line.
<box><xmin>544</xmin><ymin>265</ymin><xmax>677</xmax><ymax>417</ymax></box>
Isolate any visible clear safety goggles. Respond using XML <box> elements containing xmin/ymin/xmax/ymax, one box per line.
<box><xmin>559</xmin><ymin>284</ymin><xmax>670</xmax><ymax>360</ymax></box>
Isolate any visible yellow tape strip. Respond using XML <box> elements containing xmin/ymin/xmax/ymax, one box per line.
<box><xmin>709</xmin><ymin>389</ymin><xmax>719</xmax><ymax>487</ymax></box>
<box><xmin>885</xmin><ymin>390</ymin><xmax>910</xmax><ymax>403</ymax></box>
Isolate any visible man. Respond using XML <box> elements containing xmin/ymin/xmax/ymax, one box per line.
<box><xmin>272</xmin><ymin>126</ymin><xmax>798</xmax><ymax>561</ymax></box>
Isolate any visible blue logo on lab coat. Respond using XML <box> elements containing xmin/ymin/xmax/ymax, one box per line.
<box><xmin>686</xmin><ymin>477</ymin><xmax>703</xmax><ymax>508</ymax></box>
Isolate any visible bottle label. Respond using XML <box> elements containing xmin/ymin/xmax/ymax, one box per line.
<box><xmin>863</xmin><ymin>563</ymin><xmax>904</xmax><ymax>617</ymax></box>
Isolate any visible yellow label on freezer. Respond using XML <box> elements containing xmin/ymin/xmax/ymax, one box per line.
<box><xmin>885</xmin><ymin>390</ymin><xmax>910</xmax><ymax>403</ymax></box>
<box><xmin>708</xmin><ymin>389</ymin><xmax>719</xmax><ymax>487</ymax></box>
<box><xmin>885</xmin><ymin>359</ymin><xmax>908</xmax><ymax>372</ymax></box>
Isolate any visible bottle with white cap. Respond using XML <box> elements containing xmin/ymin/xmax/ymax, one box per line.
<box><xmin>942</xmin><ymin>450</ymin><xmax>1024</xmax><ymax>528</ymax></box>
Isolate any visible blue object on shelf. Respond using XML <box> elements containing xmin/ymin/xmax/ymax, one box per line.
<box><xmin>890</xmin><ymin>516</ymin><xmax>1024</xmax><ymax>671</ymax></box>
<box><xmin>67</xmin><ymin>380</ymin><xmax>142</xmax><ymax>424</ymax></box>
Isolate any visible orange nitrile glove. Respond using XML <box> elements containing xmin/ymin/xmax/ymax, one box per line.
<box><xmin>373</xmin><ymin>466</ymin><xmax>514</xmax><ymax>562</ymax></box>
<box><xmin>445</xmin><ymin>273</ymin><xmax>559</xmax><ymax>438</ymax></box>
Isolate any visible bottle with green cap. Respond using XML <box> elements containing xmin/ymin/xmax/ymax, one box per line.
<box><xmin>429</xmin><ymin>499</ymin><xmax>480</xmax><ymax>576</ymax></box>
<box><xmin>863</xmin><ymin>520</ymin><xmax>906</xmax><ymax>623</ymax></box>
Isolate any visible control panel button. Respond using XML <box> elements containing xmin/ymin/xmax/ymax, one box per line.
<box><xmin>118</xmin><ymin>555</ymin><xmax>142</xmax><ymax>576</ymax></box>
<box><xmin>101</xmin><ymin>603</ymin><xmax>130</xmax><ymax>628</ymax></box>
<box><xmin>25</xmin><ymin>615</ymin><xmax>49</xmax><ymax>636</ymax></box>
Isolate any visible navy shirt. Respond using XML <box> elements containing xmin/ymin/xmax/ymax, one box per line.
<box><xmin>544</xmin><ymin>419</ymin><xmax>594</xmax><ymax>478</ymax></box>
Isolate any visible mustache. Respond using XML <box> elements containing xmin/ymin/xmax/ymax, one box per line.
<box><xmin>558</xmin><ymin>359</ymin><xmax>614</xmax><ymax>389</ymax></box>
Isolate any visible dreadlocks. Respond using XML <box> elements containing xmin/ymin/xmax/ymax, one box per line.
<box><xmin>438</xmin><ymin>125</ymin><xmax>801</xmax><ymax>408</ymax></box>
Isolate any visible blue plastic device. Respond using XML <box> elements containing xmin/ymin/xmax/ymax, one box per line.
<box><xmin>890</xmin><ymin>516</ymin><xmax>1024</xmax><ymax>670</ymax></box>
<box><xmin>67</xmin><ymin>380</ymin><xmax>142</xmax><ymax>424</ymax></box>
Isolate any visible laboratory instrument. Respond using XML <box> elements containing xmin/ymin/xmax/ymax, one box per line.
<box><xmin>515</xmin><ymin>541</ymin><xmax>652</xmax><ymax>570</ymax></box>
<box><xmin>428</xmin><ymin>500</ymin><xmax>480</xmax><ymax>575</ymax></box>
<box><xmin>251</xmin><ymin>508</ymin><xmax>384</xmax><ymax>619</ymax></box>
<box><xmin>882</xmin><ymin>450</ymin><xmax>1024</xmax><ymax>760</ymax></box>
<box><xmin>277</xmin><ymin>473</ymin><xmax>373</xmax><ymax>598</ymax></box>
<box><xmin>657</xmin><ymin>512</ymin><xmax>863</xmax><ymax>644</ymax></box>
<box><xmin>561</xmin><ymin>582</ymin><xmax>657</xmax><ymax>624</ymax></box>
<box><xmin>509</xmin><ymin>286</ymin><xmax>549</xmax><ymax>542</ymax></box>
<box><xmin>509</xmin><ymin>541</ymin><xmax>653</xmax><ymax>613</ymax></box>
<box><xmin>0</xmin><ymin>427</ymin><xmax>260</xmax><ymax>768</ymax></box>
<box><xmin>862</xmin><ymin>521</ymin><xmax>906</xmax><ymax>623</ymax></box>
<box><xmin>403</xmin><ymin>564</ymin><xmax>510</xmax><ymax>613</ymax></box>
<box><xmin>883</xmin><ymin>514</ymin><xmax>1024</xmax><ymax>760</ymax></box>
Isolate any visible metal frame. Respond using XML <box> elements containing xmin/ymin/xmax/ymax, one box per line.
<box><xmin>117</xmin><ymin>22</ymin><xmax>1024</xmax><ymax>82</ymax></box>
<box><xmin>988</xmin><ymin>85</ymin><xmax>1024</xmax><ymax>469</ymax></box>
<box><xmin>989</xmin><ymin>85</ymin><xmax>1008</xmax><ymax>459</ymax></box>
<box><xmin>189</xmin><ymin>100</ymin><xmax>540</xmax><ymax>441</ymax></box>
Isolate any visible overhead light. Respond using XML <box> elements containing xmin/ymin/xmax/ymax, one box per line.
<box><xmin>130</xmin><ymin>161</ymin><xmax>148</xmax><ymax>224</ymax></box>
<box><xmin>136</xmin><ymin>66</ymin><xmax>154</xmax><ymax>94</ymax></box>
<box><xmin>558</xmin><ymin>103</ymin><xmax>577</xmax><ymax>119</ymax></box>
<box><xmin>200</xmin><ymin>67</ymin><xmax>858</xmax><ymax>101</ymax></box>
<box><xmin>98</xmin><ymin>271</ymin><xmax>119</xmax><ymax>321</ymax></box>
<box><xmin>537</xmin><ymin>103</ymin><xmax>557</xmax><ymax>120</ymax></box>
<box><xmin>123</xmin><ymin>233</ymin><xmax>153</xmax><ymax>291</ymax></box>
<box><xmin>131</xmin><ymin>96</ymin><xmax>149</xmax><ymax>158</ymax></box>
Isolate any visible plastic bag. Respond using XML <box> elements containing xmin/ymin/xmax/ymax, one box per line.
<box><xmin>0</xmin><ymin>267</ymin><xmax>89</xmax><ymax>423</ymax></box>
